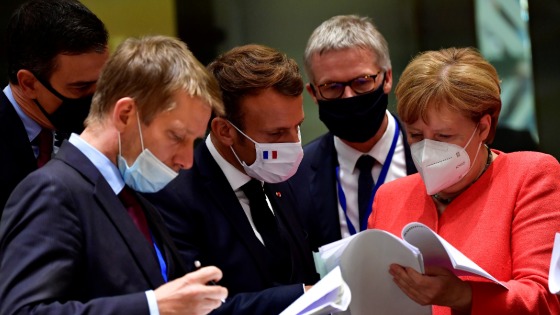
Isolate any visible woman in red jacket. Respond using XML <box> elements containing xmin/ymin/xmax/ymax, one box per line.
<box><xmin>368</xmin><ymin>47</ymin><xmax>560</xmax><ymax>314</ymax></box>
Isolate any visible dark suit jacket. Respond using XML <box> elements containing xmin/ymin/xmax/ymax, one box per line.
<box><xmin>289</xmin><ymin>116</ymin><xmax>417</xmax><ymax>251</ymax></box>
<box><xmin>146</xmin><ymin>142</ymin><xmax>319</xmax><ymax>315</ymax></box>
<box><xmin>0</xmin><ymin>142</ymin><xmax>185</xmax><ymax>315</ymax></box>
<box><xmin>0</xmin><ymin>91</ymin><xmax>37</xmax><ymax>213</ymax></box>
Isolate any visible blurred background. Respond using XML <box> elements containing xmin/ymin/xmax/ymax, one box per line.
<box><xmin>1</xmin><ymin>0</ymin><xmax>558</xmax><ymax>159</ymax></box>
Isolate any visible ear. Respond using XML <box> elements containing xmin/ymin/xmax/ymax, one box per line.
<box><xmin>211</xmin><ymin>117</ymin><xmax>236</xmax><ymax>146</ymax></box>
<box><xmin>17</xmin><ymin>70</ymin><xmax>40</xmax><ymax>99</ymax></box>
<box><xmin>478</xmin><ymin>114</ymin><xmax>492</xmax><ymax>143</ymax></box>
<box><xmin>382</xmin><ymin>69</ymin><xmax>393</xmax><ymax>94</ymax></box>
<box><xmin>306</xmin><ymin>83</ymin><xmax>318</xmax><ymax>104</ymax></box>
<box><xmin>113</xmin><ymin>97</ymin><xmax>136</xmax><ymax>133</ymax></box>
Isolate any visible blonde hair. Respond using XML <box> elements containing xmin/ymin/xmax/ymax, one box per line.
<box><xmin>396</xmin><ymin>47</ymin><xmax>502</xmax><ymax>143</ymax></box>
<box><xmin>304</xmin><ymin>15</ymin><xmax>391</xmax><ymax>82</ymax></box>
<box><xmin>87</xmin><ymin>35</ymin><xmax>224</xmax><ymax>126</ymax></box>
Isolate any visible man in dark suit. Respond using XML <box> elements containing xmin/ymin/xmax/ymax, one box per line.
<box><xmin>147</xmin><ymin>44</ymin><xmax>319</xmax><ymax>314</ymax></box>
<box><xmin>0</xmin><ymin>36</ymin><xmax>227</xmax><ymax>315</ymax></box>
<box><xmin>0</xmin><ymin>0</ymin><xmax>109</xmax><ymax>212</ymax></box>
<box><xmin>289</xmin><ymin>15</ymin><xmax>417</xmax><ymax>251</ymax></box>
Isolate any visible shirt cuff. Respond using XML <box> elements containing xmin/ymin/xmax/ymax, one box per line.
<box><xmin>145</xmin><ymin>290</ymin><xmax>160</xmax><ymax>315</ymax></box>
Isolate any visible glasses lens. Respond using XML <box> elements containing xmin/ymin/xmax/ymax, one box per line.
<box><xmin>350</xmin><ymin>76</ymin><xmax>376</xmax><ymax>94</ymax></box>
<box><xmin>319</xmin><ymin>83</ymin><xmax>344</xmax><ymax>99</ymax></box>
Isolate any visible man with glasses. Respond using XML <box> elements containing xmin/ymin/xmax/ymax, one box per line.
<box><xmin>289</xmin><ymin>15</ymin><xmax>417</xmax><ymax>250</ymax></box>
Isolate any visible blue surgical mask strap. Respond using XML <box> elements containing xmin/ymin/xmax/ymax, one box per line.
<box><xmin>136</xmin><ymin>111</ymin><xmax>145</xmax><ymax>151</ymax></box>
<box><xmin>118</xmin><ymin>111</ymin><xmax>146</xmax><ymax>160</ymax></box>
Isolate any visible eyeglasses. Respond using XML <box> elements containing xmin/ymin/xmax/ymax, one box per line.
<box><xmin>314</xmin><ymin>71</ymin><xmax>383</xmax><ymax>100</ymax></box>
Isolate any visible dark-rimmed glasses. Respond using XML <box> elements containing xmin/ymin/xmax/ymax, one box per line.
<box><xmin>314</xmin><ymin>71</ymin><xmax>383</xmax><ymax>100</ymax></box>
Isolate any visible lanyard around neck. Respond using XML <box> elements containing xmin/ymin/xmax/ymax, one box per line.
<box><xmin>335</xmin><ymin>115</ymin><xmax>400</xmax><ymax>235</ymax></box>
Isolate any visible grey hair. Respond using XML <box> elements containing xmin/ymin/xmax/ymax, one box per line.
<box><xmin>304</xmin><ymin>15</ymin><xmax>391</xmax><ymax>82</ymax></box>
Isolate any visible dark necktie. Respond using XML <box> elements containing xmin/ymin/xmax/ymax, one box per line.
<box><xmin>118</xmin><ymin>186</ymin><xmax>152</xmax><ymax>243</ymax></box>
<box><xmin>356</xmin><ymin>155</ymin><xmax>375</xmax><ymax>229</ymax></box>
<box><xmin>241</xmin><ymin>179</ymin><xmax>291</xmax><ymax>281</ymax></box>
<box><xmin>36</xmin><ymin>128</ymin><xmax>53</xmax><ymax>168</ymax></box>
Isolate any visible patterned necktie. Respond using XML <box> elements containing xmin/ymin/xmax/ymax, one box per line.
<box><xmin>356</xmin><ymin>155</ymin><xmax>375</xmax><ymax>229</ymax></box>
<box><xmin>36</xmin><ymin>128</ymin><xmax>53</xmax><ymax>168</ymax></box>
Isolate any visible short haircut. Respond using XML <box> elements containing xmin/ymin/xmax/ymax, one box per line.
<box><xmin>87</xmin><ymin>35</ymin><xmax>224</xmax><ymax>126</ymax></box>
<box><xmin>304</xmin><ymin>14</ymin><xmax>391</xmax><ymax>82</ymax></box>
<box><xmin>6</xmin><ymin>0</ymin><xmax>108</xmax><ymax>84</ymax></box>
<box><xmin>207</xmin><ymin>44</ymin><xmax>303</xmax><ymax>130</ymax></box>
<box><xmin>395</xmin><ymin>47</ymin><xmax>502</xmax><ymax>144</ymax></box>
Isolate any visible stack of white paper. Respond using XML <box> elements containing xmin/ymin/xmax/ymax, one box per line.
<box><xmin>303</xmin><ymin>222</ymin><xmax>508</xmax><ymax>314</ymax></box>
<box><xmin>280</xmin><ymin>266</ymin><xmax>351</xmax><ymax>315</ymax></box>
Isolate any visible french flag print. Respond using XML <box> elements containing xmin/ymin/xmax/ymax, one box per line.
<box><xmin>263</xmin><ymin>150</ymin><xmax>278</xmax><ymax>159</ymax></box>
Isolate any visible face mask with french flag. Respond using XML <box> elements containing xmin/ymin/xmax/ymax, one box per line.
<box><xmin>228</xmin><ymin>121</ymin><xmax>304</xmax><ymax>183</ymax></box>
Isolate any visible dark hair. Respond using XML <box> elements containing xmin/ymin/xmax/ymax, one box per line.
<box><xmin>6</xmin><ymin>0</ymin><xmax>108</xmax><ymax>84</ymax></box>
<box><xmin>207</xmin><ymin>44</ymin><xmax>303</xmax><ymax>129</ymax></box>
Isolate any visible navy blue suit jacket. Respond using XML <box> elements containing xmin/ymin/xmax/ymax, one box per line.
<box><xmin>0</xmin><ymin>91</ymin><xmax>37</xmax><ymax>213</ymax></box>
<box><xmin>289</xmin><ymin>116</ymin><xmax>417</xmax><ymax>251</ymax></box>
<box><xmin>0</xmin><ymin>142</ymin><xmax>185</xmax><ymax>315</ymax></box>
<box><xmin>146</xmin><ymin>142</ymin><xmax>319</xmax><ymax>315</ymax></box>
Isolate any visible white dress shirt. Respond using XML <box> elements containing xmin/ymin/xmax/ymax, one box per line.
<box><xmin>334</xmin><ymin>111</ymin><xmax>408</xmax><ymax>238</ymax></box>
<box><xmin>206</xmin><ymin>135</ymin><xmax>275</xmax><ymax>245</ymax></box>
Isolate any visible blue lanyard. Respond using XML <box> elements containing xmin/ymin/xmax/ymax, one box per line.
<box><xmin>335</xmin><ymin>116</ymin><xmax>400</xmax><ymax>234</ymax></box>
<box><xmin>151</xmin><ymin>233</ymin><xmax>168</xmax><ymax>283</ymax></box>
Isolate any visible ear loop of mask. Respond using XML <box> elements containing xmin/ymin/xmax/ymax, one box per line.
<box><xmin>118</xmin><ymin>111</ymin><xmax>145</xmax><ymax>158</ymax></box>
<box><xmin>461</xmin><ymin>123</ymin><xmax>482</xmax><ymax>178</ymax></box>
<box><xmin>227</xmin><ymin>120</ymin><xmax>252</xmax><ymax>166</ymax></box>
<box><xmin>227</xmin><ymin>120</ymin><xmax>256</xmax><ymax>144</ymax></box>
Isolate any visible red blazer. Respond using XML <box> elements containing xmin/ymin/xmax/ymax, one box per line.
<box><xmin>369</xmin><ymin>150</ymin><xmax>560</xmax><ymax>314</ymax></box>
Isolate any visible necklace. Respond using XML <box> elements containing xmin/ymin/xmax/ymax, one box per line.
<box><xmin>432</xmin><ymin>145</ymin><xmax>493</xmax><ymax>205</ymax></box>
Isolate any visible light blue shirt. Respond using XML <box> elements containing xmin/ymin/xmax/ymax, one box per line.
<box><xmin>68</xmin><ymin>134</ymin><xmax>160</xmax><ymax>315</ymax></box>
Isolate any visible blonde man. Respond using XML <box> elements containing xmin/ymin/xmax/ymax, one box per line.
<box><xmin>0</xmin><ymin>35</ymin><xmax>227</xmax><ymax>315</ymax></box>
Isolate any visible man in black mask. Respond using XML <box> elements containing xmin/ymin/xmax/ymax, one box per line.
<box><xmin>0</xmin><ymin>0</ymin><xmax>109</xmax><ymax>211</ymax></box>
<box><xmin>289</xmin><ymin>15</ymin><xmax>417</xmax><ymax>250</ymax></box>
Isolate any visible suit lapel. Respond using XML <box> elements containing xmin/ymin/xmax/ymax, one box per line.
<box><xmin>309</xmin><ymin>134</ymin><xmax>343</xmax><ymax>243</ymax></box>
<box><xmin>265</xmin><ymin>182</ymin><xmax>316</xmax><ymax>280</ymax></box>
<box><xmin>196</xmin><ymin>144</ymin><xmax>275</xmax><ymax>283</ymax></box>
<box><xmin>138</xmin><ymin>193</ymin><xmax>187</xmax><ymax>280</ymax></box>
<box><xmin>55</xmin><ymin>143</ymin><xmax>165</xmax><ymax>289</ymax></box>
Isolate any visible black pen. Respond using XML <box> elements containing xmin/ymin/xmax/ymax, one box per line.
<box><xmin>194</xmin><ymin>260</ymin><xmax>226</xmax><ymax>303</ymax></box>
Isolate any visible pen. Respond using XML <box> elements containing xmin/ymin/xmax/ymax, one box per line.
<box><xmin>194</xmin><ymin>260</ymin><xmax>226</xmax><ymax>303</ymax></box>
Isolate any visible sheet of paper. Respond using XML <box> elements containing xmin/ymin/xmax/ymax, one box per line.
<box><xmin>280</xmin><ymin>266</ymin><xmax>351</xmax><ymax>315</ymax></box>
<box><xmin>549</xmin><ymin>233</ymin><xmax>560</xmax><ymax>294</ymax></box>
<box><xmin>338</xmin><ymin>229</ymin><xmax>431</xmax><ymax>315</ymax></box>
<box><xmin>402</xmin><ymin>222</ymin><xmax>507</xmax><ymax>289</ymax></box>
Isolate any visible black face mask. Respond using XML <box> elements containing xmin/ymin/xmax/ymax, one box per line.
<box><xmin>34</xmin><ymin>78</ymin><xmax>92</xmax><ymax>134</ymax></box>
<box><xmin>317</xmin><ymin>83</ymin><xmax>388</xmax><ymax>143</ymax></box>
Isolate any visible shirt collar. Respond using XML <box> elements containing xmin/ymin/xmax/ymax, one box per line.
<box><xmin>68</xmin><ymin>133</ymin><xmax>125</xmax><ymax>194</ymax></box>
<box><xmin>334</xmin><ymin>110</ymin><xmax>396</xmax><ymax>171</ymax></box>
<box><xmin>4</xmin><ymin>85</ymin><xmax>42</xmax><ymax>142</ymax></box>
<box><xmin>205</xmin><ymin>135</ymin><xmax>252</xmax><ymax>191</ymax></box>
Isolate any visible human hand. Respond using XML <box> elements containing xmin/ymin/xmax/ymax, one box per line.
<box><xmin>154</xmin><ymin>266</ymin><xmax>228</xmax><ymax>315</ymax></box>
<box><xmin>304</xmin><ymin>285</ymin><xmax>313</xmax><ymax>292</ymax></box>
<box><xmin>389</xmin><ymin>264</ymin><xmax>472</xmax><ymax>313</ymax></box>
